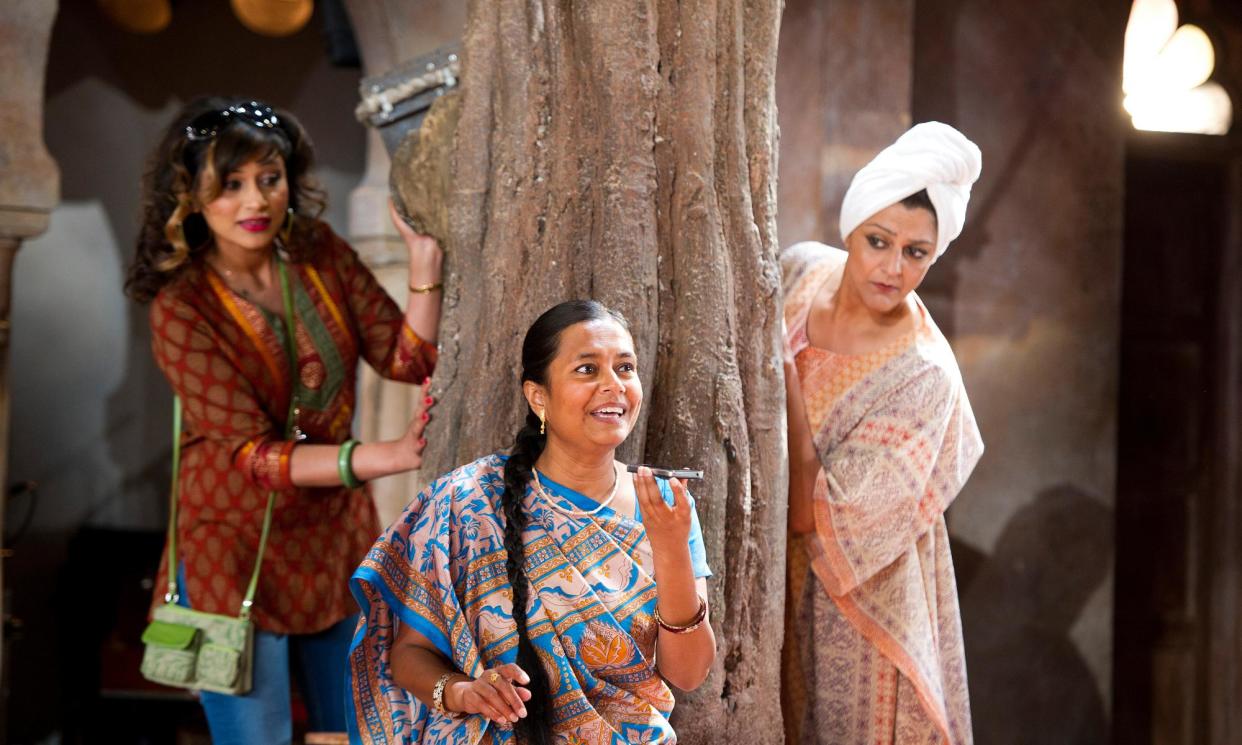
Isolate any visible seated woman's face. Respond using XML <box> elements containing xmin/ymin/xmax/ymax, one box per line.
<box><xmin>539</xmin><ymin>318</ymin><xmax>642</xmax><ymax>452</ymax></box>
<box><xmin>843</xmin><ymin>202</ymin><xmax>936</xmax><ymax>314</ymax></box>
<box><xmin>198</xmin><ymin>153</ymin><xmax>290</xmax><ymax>255</ymax></box>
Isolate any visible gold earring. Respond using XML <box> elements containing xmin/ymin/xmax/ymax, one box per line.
<box><xmin>280</xmin><ymin>208</ymin><xmax>294</xmax><ymax>244</ymax></box>
<box><xmin>539</xmin><ymin>410</ymin><xmax>546</xmax><ymax>435</ymax></box>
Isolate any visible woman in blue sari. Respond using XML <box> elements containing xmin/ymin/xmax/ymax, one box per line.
<box><xmin>349</xmin><ymin>300</ymin><xmax>716</xmax><ymax>744</ymax></box>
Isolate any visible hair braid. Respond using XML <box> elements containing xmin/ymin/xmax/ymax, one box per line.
<box><xmin>501</xmin><ymin>299</ymin><xmax>631</xmax><ymax>743</ymax></box>
<box><xmin>501</xmin><ymin>411</ymin><xmax>554</xmax><ymax>745</ymax></box>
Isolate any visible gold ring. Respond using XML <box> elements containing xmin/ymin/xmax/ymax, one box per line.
<box><xmin>488</xmin><ymin>671</ymin><xmax>501</xmax><ymax>684</ymax></box>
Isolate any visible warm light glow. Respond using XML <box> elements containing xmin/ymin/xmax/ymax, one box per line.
<box><xmin>1123</xmin><ymin>0</ymin><xmax>1178</xmax><ymax>94</ymax></box>
<box><xmin>1152</xmin><ymin>25</ymin><xmax>1215</xmax><ymax>91</ymax></box>
<box><xmin>230</xmin><ymin>0</ymin><xmax>313</xmax><ymax>37</ymax></box>
<box><xmin>1126</xmin><ymin>82</ymin><xmax>1233</xmax><ymax>135</ymax></box>
<box><xmin>97</xmin><ymin>0</ymin><xmax>172</xmax><ymax>34</ymax></box>
<box><xmin>1122</xmin><ymin>0</ymin><xmax>1232</xmax><ymax>134</ymax></box>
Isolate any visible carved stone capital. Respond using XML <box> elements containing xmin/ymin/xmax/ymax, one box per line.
<box><xmin>0</xmin><ymin>0</ymin><xmax>61</xmax><ymax>242</ymax></box>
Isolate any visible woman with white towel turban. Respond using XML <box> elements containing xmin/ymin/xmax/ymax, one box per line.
<box><xmin>780</xmin><ymin>122</ymin><xmax>984</xmax><ymax>745</ymax></box>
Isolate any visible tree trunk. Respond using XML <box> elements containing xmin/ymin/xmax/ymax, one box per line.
<box><xmin>418</xmin><ymin>1</ymin><xmax>786</xmax><ymax>741</ymax></box>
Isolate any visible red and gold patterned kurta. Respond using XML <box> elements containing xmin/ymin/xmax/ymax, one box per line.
<box><xmin>148</xmin><ymin>221</ymin><xmax>436</xmax><ymax>635</ymax></box>
<box><xmin>780</xmin><ymin>241</ymin><xmax>983</xmax><ymax>745</ymax></box>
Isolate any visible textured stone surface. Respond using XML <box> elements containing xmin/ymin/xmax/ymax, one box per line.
<box><xmin>775</xmin><ymin>0</ymin><xmax>913</xmax><ymax>248</ymax></box>
<box><xmin>414</xmin><ymin>2</ymin><xmax>788</xmax><ymax>741</ymax></box>
<box><xmin>342</xmin><ymin>0</ymin><xmax>466</xmax><ymax>528</ymax></box>
<box><xmin>390</xmin><ymin>90</ymin><xmax>461</xmax><ymax>248</ymax></box>
<box><xmin>0</xmin><ymin>0</ymin><xmax>60</xmax><ymax>240</ymax></box>
<box><xmin>0</xmin><ymin>1</ymin><xmax>59</xmax><ymax>732</ymax></box>
<box><xmin>913</xmin><ymin>1</ymin><xmax>1127</xmax><ymax>741</ymax></box>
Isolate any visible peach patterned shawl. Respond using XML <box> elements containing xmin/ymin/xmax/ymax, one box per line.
<box><xmin>780</xmin><ymin>241</ymin><xmax>983</xmax><ymax>745</ymax></box>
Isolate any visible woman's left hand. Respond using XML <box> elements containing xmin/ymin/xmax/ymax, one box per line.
<box><xmin>633</xmin><ymin>466</ymin><xmax>693</xmax><ymax>557</ymax></box>
<box><xmin>388</xmin><ymin>199</ymin><xmax>443</xmax><ymax>286</ymax></box>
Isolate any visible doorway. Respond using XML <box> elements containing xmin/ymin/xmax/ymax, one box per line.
<box><xmin>1113</xmin><ymin>134</ymin><xmax>1242</xmax><ymax>745</ymax></box>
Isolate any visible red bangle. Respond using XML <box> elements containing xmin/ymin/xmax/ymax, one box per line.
<box><xmin>654</xmin><ymin>596</ymin><xmax>708</xmax><ymax>634</ymax></box>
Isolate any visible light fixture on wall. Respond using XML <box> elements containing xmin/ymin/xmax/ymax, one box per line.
<box><xmin>1122</xmin><ymin>0</ymin><xmax>1233</xmax><ymax>135</ymax></box>
<box><xmin>96</xmin><ymin>0</ymin><xmax>172</xmax><ymax>34</ymax></box>
<box><xmin>230</xmin><ymin>0</ymin><xmax>314</xmax><ymax>37</ymax></box>
<box><xmin>97</xmin><ymin>0</ymin><xmax>312</xmax><ymax>38</ymax></box>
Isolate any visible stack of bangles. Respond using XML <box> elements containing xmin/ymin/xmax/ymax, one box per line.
<box><xmin>432</xmin><ymin>671</ymin><xmax>464</xmax><ymax>718</ymax></box>
<box><xmin>653</xmin><ymin>596</ymin><xmax>708</xmax><ymax>634</ymax></box>
<box><xmin>338</xmin><ymin>439</ymin><xmax>362</xmax><ymax>489</ymax></box>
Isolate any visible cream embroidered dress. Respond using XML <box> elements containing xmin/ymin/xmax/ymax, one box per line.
<box><xmin>780</xmin><ymin>242</ymin><xmax>983</xmax><ymax>745</ymax></box>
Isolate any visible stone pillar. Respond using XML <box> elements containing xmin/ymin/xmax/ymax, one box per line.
<box><xmin>775</xmin><ymin>0</ymin><xmax>914</xmax><ymax>246</ymax></box>
<box><xmin>342</xmin><ymin>0</ymin><xmax>465</xmax><ymax>527</ymax></box>
<box><xmin>0</xmin><ymin>0</ymin><xmax>60</xmax><ymax>731</ymax></box>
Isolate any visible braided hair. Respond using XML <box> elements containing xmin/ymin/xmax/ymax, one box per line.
<box><xmin>503</xmin><ymin>300</ymin><xmax>629</xmax><ymax>744</ymax></box>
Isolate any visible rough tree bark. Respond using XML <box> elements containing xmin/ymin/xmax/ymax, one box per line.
<box><xmin>416</xmin><ymin>1</ymin><xmax>786</xmax><ymax>741</ymax></box>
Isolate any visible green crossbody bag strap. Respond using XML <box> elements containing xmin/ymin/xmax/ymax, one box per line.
<box><xmin>163</xmin><ymin>397</ymin><xmax>184</xmax><ymax>604</ymax></box>
<box><xmin>162</xmin><ymin>256</ymin><xmax>300</xmax><ymax>621</ymax></box>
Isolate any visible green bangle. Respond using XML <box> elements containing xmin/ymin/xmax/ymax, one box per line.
<box><xmin>338</xmin><ymin>439</ymin><xmax>362</xmax><ymax>489</ymax></box>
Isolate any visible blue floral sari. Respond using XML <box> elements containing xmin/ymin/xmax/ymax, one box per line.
<box><xmin>348</xmin><ymin>454</ymin><xmax>711</xmax><ymax>744</ymax></box>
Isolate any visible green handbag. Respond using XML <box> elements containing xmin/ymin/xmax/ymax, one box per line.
<box><xmin>140</xmin><ymin>259</ymin><xmax>298</xmax><ymax>696</ymax></box>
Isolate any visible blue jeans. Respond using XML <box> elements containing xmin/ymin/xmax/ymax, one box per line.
<box><xmin>177</xmin><ymin>564</ymin><xmax>354</xmax><ymax>745</ymax></box>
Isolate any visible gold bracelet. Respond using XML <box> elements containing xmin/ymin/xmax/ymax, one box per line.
<box><xmin>654</xmin><ymin>596</ymin><xmax>708</xmax><ymax>634</ymax></box>
<box><xmin>431</xmin><ymin>671</ymin><xmax>463</xmax><ymax>718</ymax></box>
<box><xmin>409</xmin><ymin>281</ymin><xmax>443</xmax><ymax>294</ymax></box>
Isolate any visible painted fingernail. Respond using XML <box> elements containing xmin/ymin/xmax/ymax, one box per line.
<box><xmin>421</xmin><ymin>411</ymin><xmax>430</xmax><ymax>422</ymax></box>
<box><xmin>424</xmin><ymin>396</ymin><xmax>434</xmax><ymax>406</ymax></box>
<box><xmin>419</xmin><ymin>437</ymin><xmax>427</xmax><ymax>447</ymax></box>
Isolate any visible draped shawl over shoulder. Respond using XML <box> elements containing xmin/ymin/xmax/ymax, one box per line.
<box><xmin>781</xmin><ymin>241</ymin><xmax>983</xmax><ymax>744</ymax></box>
<box><xmin>348</xmin><ymin>454</ymin><xmax>711</xmax><ymax>745</ymax></box>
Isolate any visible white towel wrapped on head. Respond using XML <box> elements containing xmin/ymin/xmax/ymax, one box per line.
<box><xmin>838</xmin><ymin>122</ymin><xmax>982</xmax><ymax>260</ymax></box>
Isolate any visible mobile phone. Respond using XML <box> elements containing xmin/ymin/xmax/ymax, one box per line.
<box><xmin>625</xmin><ymin>464</ymin><xmax>704</xmax><ymax>481</ymax></box>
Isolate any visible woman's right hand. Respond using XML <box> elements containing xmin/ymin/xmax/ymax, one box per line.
<box><xmin>399</xmin><ymin>380</ymin><xmax>435</xmax><ymax>470</ymax></box>
<box><xmin>389</xmin><ymin>199</ymin><xmax>443</xmax><ymax>288</ymax></box>
<box><xmin>445</xmin><ymin>664</ymin><xmax>532</xmax><ymax>723</ymax></box>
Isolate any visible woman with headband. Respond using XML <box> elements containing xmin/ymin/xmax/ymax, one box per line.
<box><xmin>127</xmin><ymin>96</ymin><xmax>443</xmax><ymax>742</ymax></box>
<box><xmin>780</xmin><ymin>122</ymin><xmax>985</xmax><ymax>745</ymax></box>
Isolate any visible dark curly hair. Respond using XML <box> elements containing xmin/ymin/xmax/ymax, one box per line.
<box><xmin>125</xmin><ymin>96</ymin><xmax>326</xmax><ymax>303</ymax></box>
<box><xmin>503</xmin><ymin>300</ymin><xmax>630</xmax><ymax>744</ymax></box>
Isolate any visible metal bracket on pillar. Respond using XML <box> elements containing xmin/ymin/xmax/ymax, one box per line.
<box><xmin>354</xmin><ymin>43</ymin><xmax>462</xmax><ymax>155</ymax></box>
